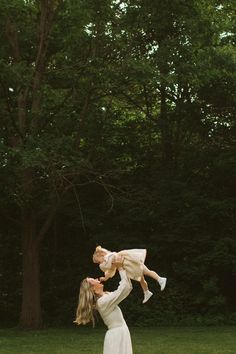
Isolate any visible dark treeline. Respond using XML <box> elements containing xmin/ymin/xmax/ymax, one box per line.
<box><xmin>0</xmin><ymin>0</ymin><xmax>235</xmax><ymax>329</ymax></box>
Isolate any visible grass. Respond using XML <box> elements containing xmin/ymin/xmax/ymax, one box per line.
<box><xmin>0</xmin><ymin>326</ymin><xmax>235</xmax><ymax>354</ymax></box>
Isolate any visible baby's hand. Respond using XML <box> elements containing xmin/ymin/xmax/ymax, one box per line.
<box><xmin>99</xmin><ymin>277</ymin><xmax>107</xmax><ymax>282</ymax></box>
<box><xmin>112</xmin><ymin>255</ymin><xmax>124</xmax><ymax>269</ymax></box>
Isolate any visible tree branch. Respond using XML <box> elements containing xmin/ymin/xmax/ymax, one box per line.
<box><xmin>31</xmin><ymin>0</ymin><xmax>58</xmax><ymax>128</ymax></box>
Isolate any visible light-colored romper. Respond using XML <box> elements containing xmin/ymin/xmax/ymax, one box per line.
<box><xmin>99</xmin><ymin>249</ymin><xmax>147</xmax><ymax>281</ymax></box>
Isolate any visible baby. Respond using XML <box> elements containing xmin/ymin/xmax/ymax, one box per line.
<box><xmin>93</xmin><ymin>245</ymin><xmax>167</xmax><ymax>303</ymax></box>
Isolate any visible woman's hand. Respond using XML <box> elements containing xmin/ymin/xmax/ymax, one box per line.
<box><xmin>112</xmin><ymin>254</ymin><xmax>124</xmax><ymax>270</ymax></box>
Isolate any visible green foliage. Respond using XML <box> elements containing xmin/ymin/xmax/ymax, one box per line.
<box><xmin>0</xmin><ymin>0</ymin><xmax>235</xmax><ymax>327</ymax></box>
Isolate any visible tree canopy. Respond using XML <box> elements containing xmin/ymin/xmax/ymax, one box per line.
<box><xmin>0</xmin><ymin>0</ymin><xmax>235</xmax><ymax>328</ymax></box>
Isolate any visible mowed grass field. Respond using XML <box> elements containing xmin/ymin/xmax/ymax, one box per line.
<box><xmin>0</xmin><ymin>326</ymin><xmax>235</xmax><ymax>354</ymax></box>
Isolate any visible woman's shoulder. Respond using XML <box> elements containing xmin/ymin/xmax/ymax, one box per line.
<box><xmin>97</xmin><ymin>292</ymin><xmax>111</xmax><ymax>307</ymax></box>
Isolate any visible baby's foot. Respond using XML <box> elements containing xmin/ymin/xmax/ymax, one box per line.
<box><xmin>142</xmin><ymin>290</ymin><xmax>153</xmax><ymax>304</ymax></box>
<box><xmin>158</xmin><ymin>277</ymin><xmax>167</xmax><ymax>291</ymax></box>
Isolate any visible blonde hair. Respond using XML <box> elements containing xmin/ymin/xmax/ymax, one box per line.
<box><xmin>92</xmin><ymin>245</ymin><xmax>110</xmax><ymax>263</ymax></box>
<box><xmin>74</xmin><ymin>279</ymin><xmax>98</xmax><ymax>327</ymax></box>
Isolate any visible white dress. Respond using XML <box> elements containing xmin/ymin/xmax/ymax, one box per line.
<box><xmin>100</xmin><ymin>249</ymin><xmax>147</xmax><ymax>281</ymax></box>
<box><xmin>97</xmin><ymin>269</ymin><xmax>133</xmax><ymax>354</ymax></box>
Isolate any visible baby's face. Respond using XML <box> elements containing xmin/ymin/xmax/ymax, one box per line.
<box><xmin>94</xmin><ymin>253</ymin><xmax>104</xmax><ymax>264</ymax></box>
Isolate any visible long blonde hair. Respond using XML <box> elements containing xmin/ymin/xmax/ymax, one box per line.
<box><xmin>74</xmin><ymin>279</ymin><xmax>98</xmax><ymax>326</ymax></box>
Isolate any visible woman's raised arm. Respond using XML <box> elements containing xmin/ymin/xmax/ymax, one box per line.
<box><xmin>97</xmin><ymin>269</ymin><xmax>132</xmax><ymax>313</ymax></box>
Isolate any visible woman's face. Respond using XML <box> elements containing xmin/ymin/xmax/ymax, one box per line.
<box><xmin>87</xmin><ymin>277</ymin><xmax>104</xmax><ymax>293</ymax></box>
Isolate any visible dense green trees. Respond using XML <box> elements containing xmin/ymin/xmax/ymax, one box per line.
<box><xmin>0</xmin><ymin>0</ymin><xmax>235</xmax><ymax>328</ymax></box>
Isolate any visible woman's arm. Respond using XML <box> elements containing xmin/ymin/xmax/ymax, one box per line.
<box><xmin>97</xmin><ymin>268</ymin><xmax>132</xmax><ymax>313</ymax></box>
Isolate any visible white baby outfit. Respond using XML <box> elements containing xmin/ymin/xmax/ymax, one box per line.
<box><xmin>99</xmin><ymin>249</ymin><xmax>147</xmax><ymax>281</ymax></box>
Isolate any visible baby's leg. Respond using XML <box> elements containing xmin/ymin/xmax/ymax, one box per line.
<box><xmin>140</xmin><ymin>276</ymin><xmax>148</xmax><ymax>292</ymax></box>
<box><xmin>143</xmin><ymin>265</ymin><xmax>160</xmax><ymax>280</ymax></box>
<box><xmin>143</xmin><ymin>265</ymin><xmax>167</xmax><ymax>291</ymax></box>
<box><xmin>140</xmin><ymin>276</ymin><xmax>153</xmax><ymax>303</ymax></box>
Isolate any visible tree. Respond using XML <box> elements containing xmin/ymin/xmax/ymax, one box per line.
<box><xmin>0</xmin><ymin>0</ymin><xmax>121</xmax><ymax>328</ymax></box>
<box><xmin>0</xmin><ymin>0</ymin><xmax>235</xmax><ymax>328</ymax></box>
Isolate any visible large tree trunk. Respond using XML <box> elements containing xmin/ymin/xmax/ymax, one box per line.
<box><xmin>19</xmin><ymin>209</ymin><xmax>42</xmax><ymax>329</ymax></box>
<box><xmin>5</xmin><ymin>1</ymin><xmax>59</xmax><ymax>329</ymax></box>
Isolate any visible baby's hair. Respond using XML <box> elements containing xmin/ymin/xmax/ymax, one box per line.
<box><xmin>92</xmin><ymin>245</ymin><xmax>111</xmax><ymax>262</ymax></box>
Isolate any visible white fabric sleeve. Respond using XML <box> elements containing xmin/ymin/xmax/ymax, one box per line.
<box><xmin>98</xmin><ymin>270</ymin><xmax>132</xmax><ymax>313</ymax></box>
<box><xmin>99</xmin><ymin>262</ymin><xmax>108</xmax><ymax>272</ymax></box>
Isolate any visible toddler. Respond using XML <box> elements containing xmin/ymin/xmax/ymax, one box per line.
<box><xmin>93</xmin><ymin>245</ymin><xmax>167</xmax><ymax>303</ymax></box>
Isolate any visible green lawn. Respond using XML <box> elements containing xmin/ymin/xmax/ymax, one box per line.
<box><xmin>0</xmin><ymin>326</ymin><xmax>235</xmax><ymax>354</ymax></box>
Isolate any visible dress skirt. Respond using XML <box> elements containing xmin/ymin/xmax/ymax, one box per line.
<box><xmin>119</xmin><ymin>249</ymin><xmax>147</xmax><ymax>281</ymax></box>
<box><xmin>103</xmin><ymin>325</ymin><xmax>133</xmax><ymax>354</ymax></box>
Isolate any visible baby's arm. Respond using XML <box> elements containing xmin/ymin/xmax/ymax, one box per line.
<box><xmin>99</xmin><ymin>254</ymin><xmax>117</xmax><ymax>282</ymax></box>
<box><xmin>99</xmin><ymin>271</ymin><xmax>112</xmax><ymax>282</ymax></box>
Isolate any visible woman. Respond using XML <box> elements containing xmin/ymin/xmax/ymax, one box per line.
<box><xmin>74</xmin><ymin>255</ymin><xmax>133</xmax><ymax>354</ymax></box>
